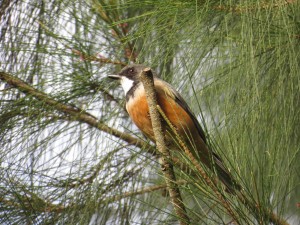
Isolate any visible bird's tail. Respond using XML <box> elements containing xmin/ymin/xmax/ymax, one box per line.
<box><xmin>211</xmin><ymin>153</ymin><xmax>241</xmax><ymax>194</ymax></box>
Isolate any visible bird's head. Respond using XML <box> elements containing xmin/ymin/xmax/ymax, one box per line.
<box><xmin>108</xmin><ymin>64</ymin><xmax>147</xmax><ymax>95</ymax></box>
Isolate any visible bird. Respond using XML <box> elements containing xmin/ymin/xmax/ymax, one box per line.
<box><xmin>108</xmin><ymin>64</ymin><xmax>240</xmax><ymax>193</ymax></box>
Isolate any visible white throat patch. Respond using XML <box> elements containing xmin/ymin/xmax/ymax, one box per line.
<box><xmin>120</xmin><ymin>77</ymin><xmax>134</xmax><ymax>95</ymax></box>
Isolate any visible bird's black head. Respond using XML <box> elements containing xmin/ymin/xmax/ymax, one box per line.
<box><xmin>118</xmin><ymin>64</ymin><xmax>146</xmax><ymax>80</ymax></box>
<box><xmin>108</xmin><ymin>64</ymin><xmax>148</xmax><ymax>95</ymax></box>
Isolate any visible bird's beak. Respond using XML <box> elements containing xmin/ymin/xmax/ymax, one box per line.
<box><xmin>108</xmin><ymin>74</ymin><xmax>121</xmax><ymax>80</ymax></box>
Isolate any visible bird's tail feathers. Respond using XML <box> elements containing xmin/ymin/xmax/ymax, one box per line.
<box><xmin>212</xmin><ymin>155</ymin><xmax>241</xmax><ymax>194</ymax></box>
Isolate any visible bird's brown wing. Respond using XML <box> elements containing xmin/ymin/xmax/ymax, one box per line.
<box><xmin>157</xmin><ymin>79</ymin><xmax>207</xmax><ymax>144</ymax></box>
<box><xmin>155</xmin><ymin>78</ymin><xmax>240</xmax><ymax>193</ymax></box>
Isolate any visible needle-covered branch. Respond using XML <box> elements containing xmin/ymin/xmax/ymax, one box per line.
<box><xmin>0</xmin><ymin>71</ymin><xmax>150</xmax><ymax>153</ymax></box>
<box><xmin>139</xmin><ymin>67</ymin><xmax>190</xmax><ymax>225</ymax></box>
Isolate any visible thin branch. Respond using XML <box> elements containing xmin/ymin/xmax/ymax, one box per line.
<box><xmin>139</xmin><ymin>67</ymin><xmax>190</xmax><ymax>225</ymax></box>
<box><xmin>104</xmin><ymin>180</ymin><xmax>187</xmax><ymax>204</ymax></box>
<box><xmin>90</xmin><ymin>0</ymin><xmax>137</xmax><ymax>62</ymax></box>
<box><xmin>0</xmin><ymin>71</ymin><xmax>152</xmax><ymax>154</ymax></box>
<box><xmin>37</xmin><ymin>20</ymin><xmax>127</xmax><ymax>66</ymax></box>
<box><xmin>0</xmin><ymin>180</ymin><xmax>187</xmax><ymax>214</ymax></box>
<box><xmin>71</xmin><ymin>49</ymin><xmax>126</xmax><ymax>66</ymax></box>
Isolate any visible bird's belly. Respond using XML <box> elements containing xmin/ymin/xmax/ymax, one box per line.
<box><xmin>126</xmin><ymin>93</ymin><xmax>198</xmax><ymax>147</ymax></box>
<box><xmin>126</xmin><ymin>95</ymin><xmax>155</xmax><ymax>140</ymax></box>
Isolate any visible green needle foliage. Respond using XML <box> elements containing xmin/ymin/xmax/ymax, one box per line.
<box><xmin>0</xmin><ymin>0</ymin><xmax>299</xmax><ymax>224</ymax></box>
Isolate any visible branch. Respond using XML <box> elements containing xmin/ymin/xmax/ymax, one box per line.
<box><xmin>104</xmin><ymin>180</ymin><xmax>187</xmax><ymax>204</ymax></box>
<box><xmin>71</xmin><ymin>49</ymin><xmax>126</xmax><ymax>66</ymax></box>
<box><xmin>139</xmin><ymin>68</ymin><xmax>190</xmax><ymax>225</ymax></box>
<box><xmin>90</xmin><ymin>0</ymin><xmax>137</xmax><ymax>62</ymax></box>
<box><xmin>0</xmin><ymin>71</ymin><xmax>152</xmax><ymax>154</ymax></box>
<box><xmin>0</xmin><ymin>180</ymin><xmax>187</xmax><ymax>214</ymax></box>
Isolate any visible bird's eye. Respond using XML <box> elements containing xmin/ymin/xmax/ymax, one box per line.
<box><xmin>127</xmin><ymin>68</ymin><xmax>135</xmax><ymax>76</ymax></box>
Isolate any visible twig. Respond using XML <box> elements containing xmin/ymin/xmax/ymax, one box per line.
<box><xmin>0</xmin><ymin>179</ymin><xmax>187</xmax><ymax>214</ymax></box>
<box><xmin>0</xmin><ymin>71</ymin><xmax>151</xmax><ymax>154</ymax></box>
<box><xmin>105</xmin><ymin>180</ymin><xmax>187</xmax><ymax>204</ymax></box>
<box><xmin>90</xmin><ymin>0</ymin><xmax>137</xmax><ymax>62</ymax></box>
<box><xmin>139</xmin><ymin>68</ymin><xmax>190</xmax><ymax>225</ymax></box>
<box><xmin>71</xmin><ymin>49</ymin><xmax>126</xmax><ymax>66</ymax></box>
